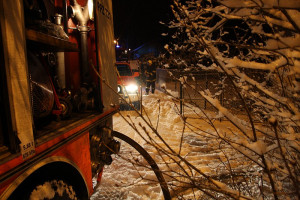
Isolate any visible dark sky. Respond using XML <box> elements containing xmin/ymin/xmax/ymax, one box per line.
<box><xmin>112</xmin><ymin>0</ymin><xmax>173</xmax><ymax>50</ymax></box>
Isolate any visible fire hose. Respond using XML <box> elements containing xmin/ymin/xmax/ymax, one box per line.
<box><xmin>112</xmin><ymin>131</ymin><xmax>171</xmax><ymax>200</ymax></box>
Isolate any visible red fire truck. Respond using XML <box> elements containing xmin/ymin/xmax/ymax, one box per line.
<box><xmin>0</xmin><ymin>0</ymin><xmax>170</xmax><ymax>199</ymax></box>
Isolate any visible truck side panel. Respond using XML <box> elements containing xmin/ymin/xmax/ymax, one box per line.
<box><xmin>95</xmin><ymin>0</ymin><xmax>118</xmax><ymax>110</ymax></box>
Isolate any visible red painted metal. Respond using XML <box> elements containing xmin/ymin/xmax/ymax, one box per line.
<box><xmin>0</xmin><ymin>0</ymin><xmax>117</xmax><ymax>197</ymax></box>
<box><xmin>0</xmin><ymin>107</ymin><xmax>118</xmax><ymax>195</ymax></box>
<box><xmin>97</xmin><ymin>168</ymin><xmax>104</xmax><ymax>183</ymax></box>
<box><xmin>50</xmin><ymin>132</ymin><xmax>94</xmax><ymax>194</ymax></box>
<box><xmin>0</xmin><ymin>133</ymin><xmax>92</xmax><ymax>195</ymax></box>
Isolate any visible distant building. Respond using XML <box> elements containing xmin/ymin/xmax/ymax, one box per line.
<box><xmin>132</xmin><ymin>41</ymin><xmax>162</xmax><ymax>59</ymax></box>
<box><xmin>115</xmin><ymin>41</ymin><xmax>164</xmax><ymax>66</ymax></box>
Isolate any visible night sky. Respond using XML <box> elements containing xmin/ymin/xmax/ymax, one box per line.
<box><xmin>112</xmin><ymin>0</ymin><xmax>173</xmax><ymax>50</ymax></box>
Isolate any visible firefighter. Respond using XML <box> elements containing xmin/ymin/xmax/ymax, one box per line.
<box><xmin>145</xmin><ymin>59</ymin><xmax>156</xmax><ymax>95</ymax></box>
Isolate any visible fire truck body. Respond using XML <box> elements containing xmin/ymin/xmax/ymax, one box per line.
<box><xmin>0</xmin><ymin>0</ymin><xmax>119</xmax><ymax>198</ymax></box>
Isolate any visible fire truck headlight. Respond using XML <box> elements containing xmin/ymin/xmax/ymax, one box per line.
<box><xmin>125</xmin><ymin>84</ymin><xmax>138</xmax><ymax>94</ymax></box>
<box><xmin>117</xmin><ymin>85</ymin><xmax>122</xmax><ymax>93</ymax></box>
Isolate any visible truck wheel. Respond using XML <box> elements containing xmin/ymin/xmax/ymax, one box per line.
<box><xmin>133</xmin><ymin>101</ymin><xmax>141</xmax><ymax>110</ymax></box>
<box><xmin>29</xmin><ymin>179</ymin><xmax>78</xmax><ymax>200</ymax></box>
<box><xmin>8</xmin><ymin>178</ymin><xmax>85</xmax><ymax>200</ymax></box>
<box><xmin>8</xmin><ymin>162</ymin><xmax>89</xmax><ymax>200</ymax></box>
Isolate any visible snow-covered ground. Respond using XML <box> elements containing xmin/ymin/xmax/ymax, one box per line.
<box><xmin>90</xmin><ymin>90</ymin><xmax>240</xmax><ymax>200</ymax></box>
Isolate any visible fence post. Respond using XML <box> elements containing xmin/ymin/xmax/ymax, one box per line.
<box><xmin>180</xmin><ymin>79</ymin><xmax>183</xmax><ymax>115</ymax></box>
<box><xmin>219</xmin><ymin>73</ymin><xmax>224</xmax><ymax>122</ymax></box>
<box><xmin>140</xmin><ymin>85</ymin><xmax>143</xmax><ymax>115</ymax></box>
<box><xmin>204</xmin><ymin>73</ymin><xmax>208</xmax><ymax>109</ymax></box>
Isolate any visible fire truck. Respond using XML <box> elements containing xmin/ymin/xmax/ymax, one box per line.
<box><xmin>0</xmin><ymin>0</ymin><xmax>170</xmax><ymax>199</ymax></box>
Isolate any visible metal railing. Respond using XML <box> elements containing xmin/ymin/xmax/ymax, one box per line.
<box><xmin>156</xmin><ymin>69</ymin><xmax>247</xmax><ymax>115</ymax></box>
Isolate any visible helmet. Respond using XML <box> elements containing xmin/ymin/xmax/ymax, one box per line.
<box><xmin>147</xmin><ymin>60</ymin><xmax>152</xmax><ymax>65</ymax></box>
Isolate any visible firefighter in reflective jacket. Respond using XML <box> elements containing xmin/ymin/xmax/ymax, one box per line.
<box><xmin>145</xmin><ymin>60</ymin><xmax>156</xmax><ymax>95</ymax></box>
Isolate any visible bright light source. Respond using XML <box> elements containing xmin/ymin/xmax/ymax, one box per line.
<box><xmin>125</xmin><ymin>84</ymin><xmax>138</xmax><ymax>93</ymax></box>
<box><xmin>88</xmin><ymin>0</ymin><xmax>94</xmax><ymax>20</ymax></box>
<box><xmin>116</xmin><ymin>44</ymin><xmax>120</xmax><ymax>48</ymax></box>
<box><xmin>114</xmin><ymin>40</ymin><xmax>117</xmax><ymax>44</ymax></box>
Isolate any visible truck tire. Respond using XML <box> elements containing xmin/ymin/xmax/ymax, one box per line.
<box><xmin>7</xmin><ymin>162</ymin><xmax>89</xmax><ymax>200</ymax></box>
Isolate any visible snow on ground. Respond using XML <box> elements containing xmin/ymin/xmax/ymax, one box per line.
<box><xmin>90</xmin><ymin>90</ymin><xmax>244</xmax><ymax>200</ymax></box>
